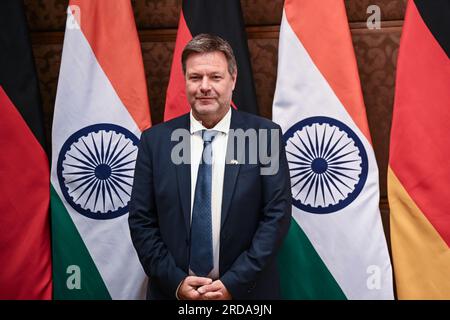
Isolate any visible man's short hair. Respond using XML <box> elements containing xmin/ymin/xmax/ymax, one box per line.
<box><xmin>181</xmin><ymin>33</ymin><xmax>237</xmax><ymax>76</ymax></box>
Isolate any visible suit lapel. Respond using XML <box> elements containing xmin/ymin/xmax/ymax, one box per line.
<box><xmin>176</xmin><ymin>162</ymin><xmax>191</xmax><ymax>235</ymax></box>
<box><xmin>174</xmin><ymin>114</ymin><xmax>191</xmax><ymax>235</ymax></box>
<box><xmin>221</xmin><ymin>109</ymin><xmax>245</xmax><ymax>227</ymax></box>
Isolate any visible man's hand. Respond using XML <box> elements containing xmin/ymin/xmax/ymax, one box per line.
<box><xmin>177</xmin><ymin>276</ymin><xmax>212</xmax><ymax>300</ymax></box>
<box><xmin>197</xmin><ymin>280</ymin><xmax>232</xmax><ymax>300</ymax></box>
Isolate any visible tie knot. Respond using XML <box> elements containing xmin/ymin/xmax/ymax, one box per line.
<box><xmin>202</xmin><ymin>130</ymin><xmax>218</xmax><ymax>143</ymax></box>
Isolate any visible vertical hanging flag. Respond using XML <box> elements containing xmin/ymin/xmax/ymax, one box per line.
<box><xmin>51</xmin><ymin>0</ymin><xmax>151</xmax><ymax>299</ymax></box>
<box><xmin>164</xmin><ymin>0</ymin><xmax>258</xmax><ymax>121</ymax></box>
<box><xmin>388</xmin><ymin>0</ymin><xmax>450</xmax><ymax>299</ymax></box>
<box><xmin>272</xmin><ymin>0</ymin><xmax>393</xmax><ymax>299</ymax></box>
<box><xmin>0</xmin><ymin>0</ymin><xmax>52</xmax><ymax>299</ymax></box>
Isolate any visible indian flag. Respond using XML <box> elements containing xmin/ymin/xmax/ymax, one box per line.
<box><xmin>51</xmin><ymin>0</ymin><xmax>151</xmax><ymax>299</ymax></box>
<box><xmin>272</xmin><ymin>0</ymin><xmax>393</xmax><ymax>299</ymax></box>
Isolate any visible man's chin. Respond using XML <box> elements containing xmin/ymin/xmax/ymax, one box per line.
<box><xmin>193</xmin><ymin>104</ymin><xmax>219</xmax><ymax>115</ymax></box>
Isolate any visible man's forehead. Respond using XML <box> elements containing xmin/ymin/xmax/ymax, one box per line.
<box><xmin>186</xmin><ymin>51</ymin><xmax>228</xmax><ymax>68</ymax></box>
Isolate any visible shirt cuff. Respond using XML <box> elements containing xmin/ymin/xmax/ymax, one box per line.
<box><xmin>175</xmin><ymin>278</ymin><xmax>184</xmax><ymax>300</ymax></box>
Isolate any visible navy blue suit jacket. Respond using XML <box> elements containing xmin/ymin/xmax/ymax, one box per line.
<box><xmin>129</xmin><ymin>109</ymin><xmax>292</xmax><ymax>299</ymax></box>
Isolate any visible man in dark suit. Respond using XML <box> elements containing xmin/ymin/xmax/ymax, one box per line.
<box><xmin>129</xmin><ymin>34</ymin><xmax>291</xmax><ymax>300</ymax></box>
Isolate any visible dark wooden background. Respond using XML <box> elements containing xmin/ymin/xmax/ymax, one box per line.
<box><xmin>25</xmin><ymin>0</ymin><xmax>407</xmax><ymax>247</ymax></box>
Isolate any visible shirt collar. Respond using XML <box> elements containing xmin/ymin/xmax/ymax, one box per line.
<box><xmin>190</xmin><ymin>108</ymin><xmax>231</xmax><ymax>135</ymax></box>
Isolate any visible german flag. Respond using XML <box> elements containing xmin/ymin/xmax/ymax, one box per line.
<box><xmin>388</xmin><ymin>0</ymin><xmax>450</xmax><ymax>299</ymax></box>
<box><xmin>0</xmin><ymin>0</ymin><xmax>52</xmax><ymax>299</ymax></box>
<box><xmin>164</xmin><ymin>0</ymin><xmax>258</xmax><ymax>121</ymax></box>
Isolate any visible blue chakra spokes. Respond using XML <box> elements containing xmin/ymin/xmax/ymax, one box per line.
<box><xmin>57</xmin><ymin>124</ymin><xmax>140</xmax><ymax>220</ymax></box>
<box><xmin>284</xmin><ymin>117</ymin><xmax>368</xmax><ymax>214</ymax></box>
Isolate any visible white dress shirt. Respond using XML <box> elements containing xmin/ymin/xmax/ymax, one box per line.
<box><xmin>189</xmin><ymin>108</ymin><xmax>231</xmax><ymax>280</ymax></box>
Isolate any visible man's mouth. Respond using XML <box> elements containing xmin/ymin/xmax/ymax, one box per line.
<box><xmin>196</xmin><ymin>97</ymin><xmax>216</xmax><ymax>104</ymax></box>
<box><xmin>196</xmin><ymin>97</ymin><xmax>216</xmax><ymax>100</ymax></box>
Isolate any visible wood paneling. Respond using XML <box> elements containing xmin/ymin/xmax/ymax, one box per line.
<box><xmin>24</xmin><ymin>0</ymin><xmax>407</xmax><ymax>30</ymax></box>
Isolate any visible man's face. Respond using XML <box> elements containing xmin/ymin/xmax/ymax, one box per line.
<box><xmin>185</xmin><ymin>51</ymin><xmax>236</xmax><ymax>122</ymax></box>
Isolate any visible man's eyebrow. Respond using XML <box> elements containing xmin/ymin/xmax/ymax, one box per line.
<box><xmin>187</xmin><ymin>71</ymin><xmax>224</xmax><ymax>76</ymax></box>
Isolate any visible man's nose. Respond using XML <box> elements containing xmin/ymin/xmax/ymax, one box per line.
<box><xmin>200</xmin><ymin>77</ymin><xmax>211</xmax><ymax>93</ymax></box>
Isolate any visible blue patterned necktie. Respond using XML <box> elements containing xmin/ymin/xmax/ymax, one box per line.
<box><xmin>189</xmin><ymin>130</ymin><xmax>217</xmax><ymax>277</ymax></box>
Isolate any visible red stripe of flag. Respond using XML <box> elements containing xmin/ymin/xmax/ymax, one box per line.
<box><xmin>389</xmin><ymin>0</ymin><xmax>450</xmax><ymax>246</ymax></box>
<box><xmin>164</xmin><ymin>10</ymin><xmax>193</xmax><ymax>121</ymax></box>
<box><xmin>0</xmin><ymin>87</ymin><xmax>52</xmax><ymax>299</ymax></box>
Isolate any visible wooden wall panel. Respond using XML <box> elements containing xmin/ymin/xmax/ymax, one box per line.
<box><xmin>141</xmin><ymin>41</ymin><xmax>175</xmax><ymax>123</ymax></box>
<box><xmin>24</xmin><ymin>0</ymin><xmax>407</xmax><ymax>30</ymax></box>
<box><xmin>24</xmin><ymin>0</ymin><xmax>67</xmax><ymax>31</ymax></box>
<box><xmin>133</xmin><ymin>0</ymin><xmax>180</xmax><ymax>29</ymax></box>
<box><xmin>32</xmin><ymin>43</ymin><xmax>62</xmax><ymax>148</ymax></box>
<box><xmin>344</xmin><ymin>0</ymin><xmax>406</xmax><ymax>22</ymax></box>
<box><xmin>247</xmin><ymin>38</ymin><xmax>279</xmax><ymax>120</ymax></box>
<box><xmin>352</xmin><ymin>25</ymin><xmax>401</xmax><ymax>200</ymax></box>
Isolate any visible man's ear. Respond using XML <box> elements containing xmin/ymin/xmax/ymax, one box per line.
<box><xmin>231</xmin><ymin>71</ymin><xmax>237</xmax><ymax>90</ymax></box>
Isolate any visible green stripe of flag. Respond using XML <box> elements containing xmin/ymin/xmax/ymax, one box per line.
<box><xmin>278</xmin><ymin>219</ymin><xmax>346</xmax><ymax>299</ymax></box>
<box><xmin>51</xmin><ymin>185</ymin><xmax>111</xmax><ymax>300</ymax></box>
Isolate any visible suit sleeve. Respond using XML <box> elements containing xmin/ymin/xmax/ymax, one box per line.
<box><xmin>128</xmin><ymin>130</ymin><xmax>186</xmax><ymax>298</ymax></box>
<box><xmin>220</xmin><ymin>125</ymin><xmax>292</xmax><ymax>299</ymax></box>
